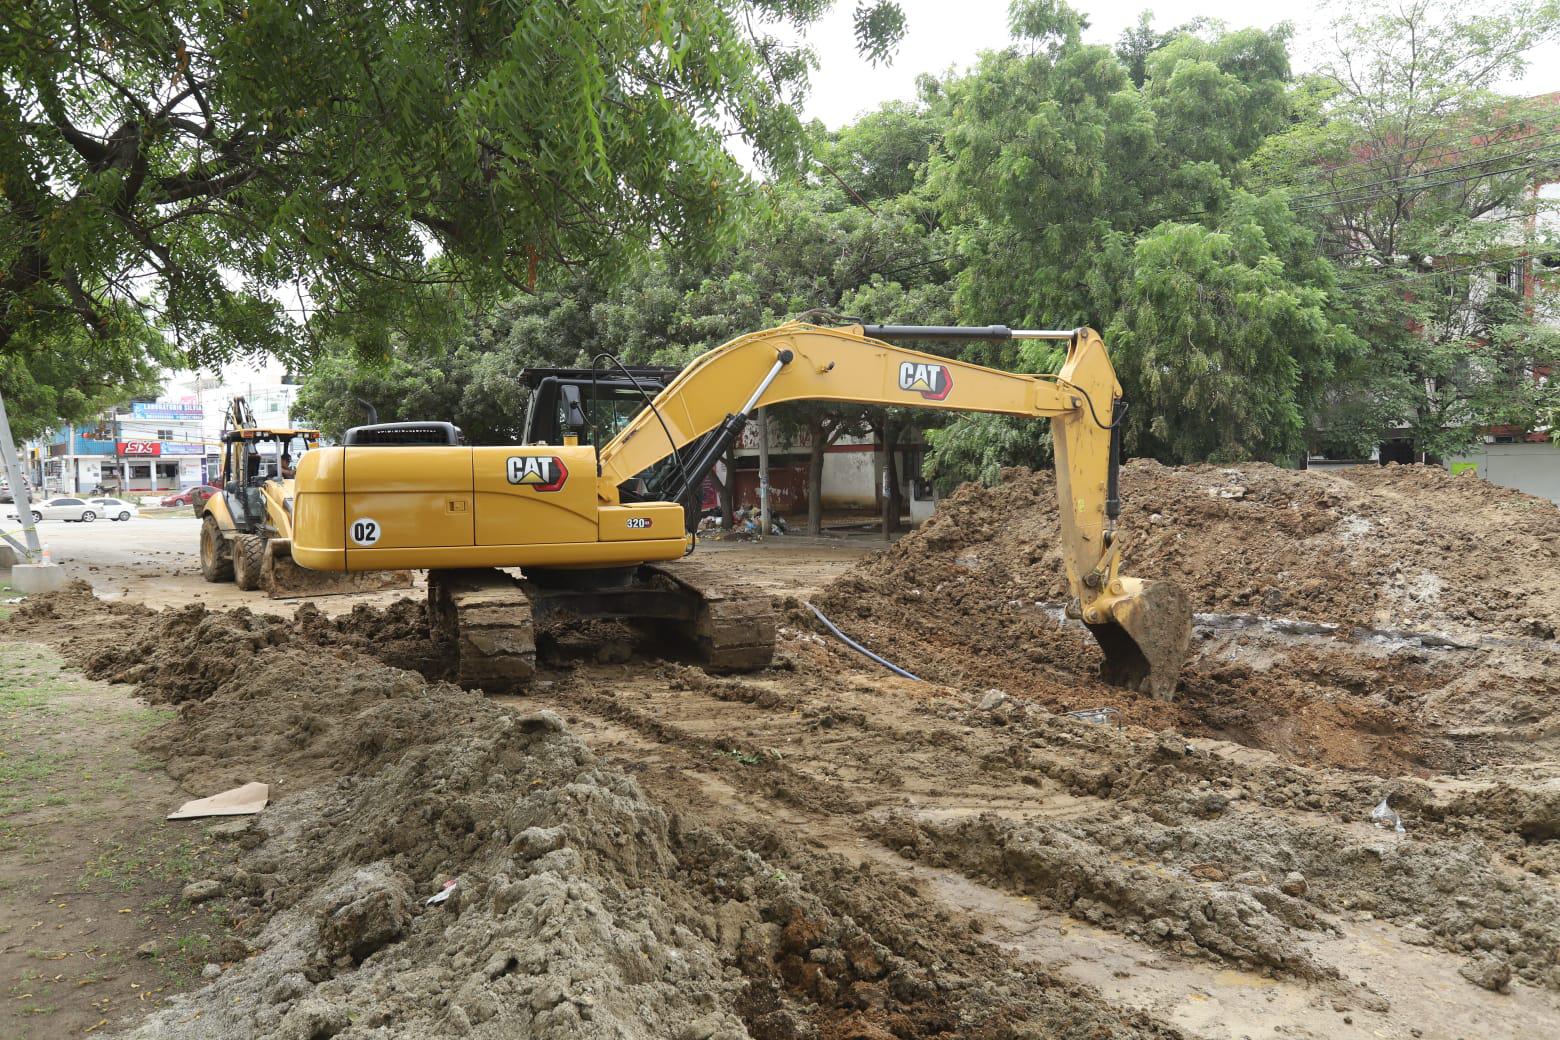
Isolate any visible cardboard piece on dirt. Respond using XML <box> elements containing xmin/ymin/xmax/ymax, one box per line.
<box><xmin>167</xmin><ymin>781</ymin><xmax>269</xmax><ymax>820</ymax></box>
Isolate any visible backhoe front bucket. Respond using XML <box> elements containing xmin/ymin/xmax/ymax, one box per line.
<box><xmin>1085</xmin><ymin>578</ymin><xmax>1192</xmax><ymax>701</ymax></box>
<box><xmin>261</xmin><ymin>540</ymin><xmax>414</xmax><ymax>600</ymax></box>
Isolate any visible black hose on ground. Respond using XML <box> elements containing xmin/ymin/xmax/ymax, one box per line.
<box><xmin>803</xmin><ymin>602</ymin><xmax>923</xmax><ymax>682</ymax></box>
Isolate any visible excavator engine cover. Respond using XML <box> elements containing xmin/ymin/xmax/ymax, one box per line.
<box><xmin>1085</xmin><ymin>577</ymin><xmax>1192</xmax><ymax>701</ymax></box>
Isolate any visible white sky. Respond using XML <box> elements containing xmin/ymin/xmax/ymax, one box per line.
<box><xmin>795</xmin><ymin>0</ymin><xmax>1560</xmax><ymax>129</ymax></box>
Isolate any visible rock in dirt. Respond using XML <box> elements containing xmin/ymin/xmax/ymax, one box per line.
<box><xmin>977</xmin><ymin>689</ymin><xmax>1009</xmax><ymax>711</ymax></box>
<box><xmin>266</xmin><ymin>973</ymin><xmax>311</xmax><ymax>1006</ymax></box>
<box><xmin>1460</xmin><ymin>955</ymin><xmax>1514</xmax><ymax>993</ymax></box>
<box><xmin>316</xmin><ymin>867</ymin><xmax>413</xmax><ymax>965</ymax></box>
<box><xmin>182</xmin><ymin>878</ymin><xmax>222</xmax><ymax>904</ymax></box>
<box><xmin>276</xmin><ymin>997</ymin><xmax>349</xmax><ymax>1040</ymax></box>
<box><xmin>1280</xmin><ymin>872</ymin><xmax>1308</xmax><ymax>897</ymax></box>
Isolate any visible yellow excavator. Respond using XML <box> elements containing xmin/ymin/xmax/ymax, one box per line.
<box><xmin>289</xmin><ymin>322</ymin><xmax>1193</xmax><ymax>698</ymax></box>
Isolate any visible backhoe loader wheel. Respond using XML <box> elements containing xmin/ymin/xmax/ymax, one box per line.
<box><xmin>199</xmin><ymin>515</ymin><xmax>234</xmax><ymax>583</ymax></box>
<box><xmin>232</xmin><ymin>533</ymin><xmax>266</xmax><ymax>591</ymax></box>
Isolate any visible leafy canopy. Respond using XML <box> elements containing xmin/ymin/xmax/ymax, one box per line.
<box><xmin>0</xmin><ymin>0</ymin><xmax>905</xmax><ymax>376</ymax></box>
<box><xmin>1251</xmin><ymin>0</ymin><xmax>1560</xmax><ymax>457</ymax></box>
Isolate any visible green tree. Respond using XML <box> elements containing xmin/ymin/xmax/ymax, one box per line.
<box><xmin>1101</xmin><ymin>194</ymin><xmax>1358</xmax><ymax>462</ymax></box>
<box><xmin>291</xmin><ymin>283</ymin><xmax>599</xmax><ymax>441</ymax></box>
<box><xmin>296</xmin><ymin>111</ymin><xmax>956</xmax><ymax>531</ymax></box>
<box><xmin>1</xmin><ymin>0</ymin><xmax>905</xmax><ymax>400</ymax></box>
<box><xmin>1251</xmin><ymin>0</ymin><xmax>1560</xmax><ymax>457</ymax></box>
<box><xmin>0</xmin><ymin>323</ymin><xmax>167</xmax><ymax>439</ymax></box>
<box><xmin>925</xmin><ymin>1</ymin><xmax>1336</xmax><ymax>476</ymax></box>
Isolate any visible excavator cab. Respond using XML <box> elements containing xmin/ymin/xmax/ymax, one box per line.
<box><xmin>521</xmin><ymin>366</ymin><xmax>724</xmax><ymax>513</ymax></box>
<box><xmin>521</xmin><ymin>366</ymin><xmax>679</xmax><ymax>446</ymax></box>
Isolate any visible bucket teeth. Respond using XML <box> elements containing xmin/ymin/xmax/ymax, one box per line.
<box><xmin>1084</xmin><ymin>579</ymin><xmax>1192</xmax><ymax>701</ymax></box>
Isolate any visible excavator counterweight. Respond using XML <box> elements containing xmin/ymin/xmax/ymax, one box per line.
<box><xmin>290</xmin><ymin>322</ymin><xmax>1193</xmax><ymax>699</ymax></box>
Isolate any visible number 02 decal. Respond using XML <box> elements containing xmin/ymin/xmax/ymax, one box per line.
<box><xmin>350</xmin><ymin>518</ymin><xmax>381</xmax><ymax>546</ymax></box>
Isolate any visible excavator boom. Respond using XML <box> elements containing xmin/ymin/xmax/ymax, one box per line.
<box><xmin>591</xmin><ymin>321</ymin><xmax>1189</xmax><ymax>697</ymax></box>
<box><xmin>291</xmin><ymin>322</ymin><xmax>1191</xmax><ymax>698</ymax></box>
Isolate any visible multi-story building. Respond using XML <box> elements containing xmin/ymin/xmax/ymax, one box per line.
<box><xmin>1441</xmin><ymin>176</ymin><xmax>1560</xmax><ymax>501</ymax></box>
<box><xmin>1308</xmin><ymin>114</ymin><xmax>1560</xmax><ymax>503</ymax></box>
<box><xmin>29</xmin><ymin>359</ymin><xmax>301</xmax><ymax>496</ymax></box>
<box><xmin>36</xmin><ymin>399</ymin><xmax>209</xmax><ymax>495</ymax></box>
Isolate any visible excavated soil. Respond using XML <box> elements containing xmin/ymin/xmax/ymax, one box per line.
<box><xmin>7</xmin><ymin>463</ymin><xmax>1560</xmax><ymax>1038</ymax></box>
<box><xmin>8</xmin><ymin>586</ymin><xmax>1177</xmax><ymax>1040</ymax></box>
<box><xmin>814</xmin><ymin>463</ymin><xmax>1560</xmax><ymax>772</ymax></box>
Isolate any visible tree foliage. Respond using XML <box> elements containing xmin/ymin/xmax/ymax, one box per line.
<box><xmin>922</xmin><ymin>1</ymin><xmax>1356</xmax><ymax>468</ymax></box>
<box><xmin>19</xmin><ymin>0</ymin><xmax>1560</xmax><ymax>493</ymax></box>
<box><xmin>1252</xmin><ymin>0</ymin><xmax>1560</xmax><ymax>457</ymax></box>
<box><xmin>0</xmin><ymin>0</ymin><xmax>904</xmax><ymax>393</ymax></box>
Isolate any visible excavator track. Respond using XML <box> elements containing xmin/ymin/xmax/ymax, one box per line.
<box><xmin>427</xmin><ymin>569</ymin><xmax>536</xmax><ymax>693</ymax></box>
<box><xmin>642</xmin><ymin>559</ymin><xmax>777</xmax><ymax>673</ymax></box>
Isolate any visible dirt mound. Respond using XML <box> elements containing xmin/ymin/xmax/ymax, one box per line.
<box><xmin>812</xmin><ymin>463</ymin><xmax>1560</xmax><ymax>771</ymax></box>
<box><xmin>11</xmin><ymin>589</ymin><xmax>1163</xmax><ymax>1040</ymax></box>
<box><xmin>853</xmin><ymin>461</ymin><xmax>1558</xmax><ymax>638</ymax></box>
<box><xmin>22</xmin><ymin>593</ymin><xmax>439</xmax><ymax>709</ymax></box>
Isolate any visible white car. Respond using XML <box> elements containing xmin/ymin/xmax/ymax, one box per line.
<box><xmin>88</xmin><ymin>497</ymin><xmax>139</xmax><ymax>522</ymax></box>
<box><xmin>6</xmin><ymin>496</ymin><xmax>110</xmax><ymax>523</ymax></box>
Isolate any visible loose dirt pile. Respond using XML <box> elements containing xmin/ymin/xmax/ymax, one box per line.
<box><xmin>11</xmin><ymin>588</ymin><xmax>1173</xmax><ymax>1040</ymax></box>
<box><xmin>847</xmin><ymin>461</ymin><xmax>1559</xmax><ymax>637</ymax></box>
<box><xmin>814</xmin><ymin>463</ymin><xmax>1560</xmax><ymax>770</ymax></box>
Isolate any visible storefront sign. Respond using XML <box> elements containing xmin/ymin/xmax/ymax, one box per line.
<box><xmin>117</xmin><ymin>441</ymin><xmax>161</xmax><ymax>456</ymax></box>
<box><xmin>161</xmin><ymin>442</ymin><xmax>207</xmax><ymax>455</ymax></box>
<box><xmin>131</xmin><ymin>401</ymin><xmax>204</xmax><ymax>420</ymax></box>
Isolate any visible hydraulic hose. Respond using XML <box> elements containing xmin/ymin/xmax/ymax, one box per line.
<box><xmin>804</xmin><ymin>602</ymin><xmax>923</xmax><ymax>682</ymax></box>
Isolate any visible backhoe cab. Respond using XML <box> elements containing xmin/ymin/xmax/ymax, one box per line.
<box><xmin>290</xmin><ymin>323</ymin><xmax>1193</xmax><ymax>699</ymax></box>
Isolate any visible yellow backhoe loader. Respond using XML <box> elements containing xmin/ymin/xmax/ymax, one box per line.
<box><xmin>289</xmin><ymin>322</ymin><xmax>1193</xmax><ymax>698</ymax></box>
<box><xmin>197</xmin><ymin>398</ymin><xmax>412</xmax><ymax>597</ymax></box>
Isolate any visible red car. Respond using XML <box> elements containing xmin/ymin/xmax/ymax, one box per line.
<box><xmin>161</xmin><ymin>485</ymin><xmax>218</xmax><ymax>507</ymax></box>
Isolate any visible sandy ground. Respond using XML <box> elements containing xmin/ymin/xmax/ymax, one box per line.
<box><xmin>1</xmin><ymin>472</ymin><xmax>1558</xmax><ymax>1039</ymax></box>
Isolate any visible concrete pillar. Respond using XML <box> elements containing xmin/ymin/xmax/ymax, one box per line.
<box><xmin>11</xmin><ymin>563</ymin><xmax>67</xmax><ymax>595</ymax></box>
<box><xmin>757</xmin><ymin>406</ymin><xmax>770</xmax><ymax>539</ymax></box>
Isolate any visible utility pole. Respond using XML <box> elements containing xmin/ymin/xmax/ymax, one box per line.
<box><xmin>757</xmin><ymin>406</ymin><xmax>771</xmax><ymax>539</ymax></box>
<box><xmin>0</xmin><ymin>389</ymin><xmax>42</xmax><ymax>562</ymax></box>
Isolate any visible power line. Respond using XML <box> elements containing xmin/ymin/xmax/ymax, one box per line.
<box><xmin>1292</xmin><ymin>154</ymin><xmax>1560</xmax><ymax>213</ymax></box>
<box><xmin>1333</xmin><ymin>254</ymin><xmax>1532</xmax><ymax>293</ymax></box>
<box><xmin>1252</xmin><ymin>116</ymin><xmax>1560</xmax><ymax>188</ymax></box>
<box><xmin>1285</xmin><ymin>129</ymin><xmax>1560</xmax><ymax>205</ymax></box>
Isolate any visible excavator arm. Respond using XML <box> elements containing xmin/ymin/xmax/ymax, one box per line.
<box><xmin>596</xmin><ymin>322</ymin><xmax>1190</xmax><ymax>698</ymax></box>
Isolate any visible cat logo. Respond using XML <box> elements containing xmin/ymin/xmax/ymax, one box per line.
<box><xmin>505</xmin><ymin>455</ymin><xmax>568</xmax><ymax>492</ymax></box>
<box><xmin>898</xmin><ymin>361</ymin><xmax>953</xmax><ymax>401</ymax></box>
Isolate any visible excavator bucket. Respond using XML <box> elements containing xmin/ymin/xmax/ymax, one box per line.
<box><xmin>261</xmin><ymin>541</ymin><xmax>413</xmax><ymax>600</ymax></box>
<box><xmin>1085</xmin><ymin>578</ymin><xmax>1192</xmax><ymax>701</ymax></box>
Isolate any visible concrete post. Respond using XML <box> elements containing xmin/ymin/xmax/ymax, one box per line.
<box><xmin>757</xmin><ymin>406</ymin><xmax>771</xmax><ymax>539</ymax></box>
<box><xmin>0</xmin><ymin>389</ymin><xmax>42</xmax><ymax>561</ymax></box>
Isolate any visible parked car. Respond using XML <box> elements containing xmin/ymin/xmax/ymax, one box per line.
<box><xmin>5</xmin><ymin>496</ymin><xmax>106</xmax><ymax>523</ymax></box>
<box><xmin>88</xmin><ymin>497</ymin><xmax>139</xmax><ymax>521</ymax></box>
<box><xmin>0</xmin><ymin>478</ymin><xmax>33</xmax><ymax>504</ymax></box>
<box><xmin>160</xmin><ymin>485</ymin><xmax>218</xmax><ymax>507</ymax></box>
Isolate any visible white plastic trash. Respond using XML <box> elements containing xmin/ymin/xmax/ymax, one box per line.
<box><xmin>1371</xmin><ymin>796</ymin><xmax>1406</xmax><ymax>834</ymax></box>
